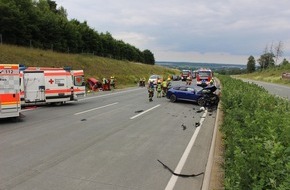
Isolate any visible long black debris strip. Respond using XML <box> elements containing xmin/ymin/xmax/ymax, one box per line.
<box><xmin>157</xmin><ymin>159</ymin><xmax>204</xmax><ymax>178</ymax></box>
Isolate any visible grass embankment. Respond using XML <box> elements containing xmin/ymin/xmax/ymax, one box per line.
<box><xmin>238</xmin><ymin>64</ymin><xmax>290</xmax><ymax>87</ymax></box>
<box><xmin>219</xmin><ymin>75</ymin><xmax>290</xmax><ymax>190</ymax></box>
<box><xmin>0</xmin><ymin>44</ymin><xmax>179</xmax><ymax>88</ymax></box>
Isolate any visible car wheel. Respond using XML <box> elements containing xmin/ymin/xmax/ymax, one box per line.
<box><xmin>170</xmin><ymin>94</ymin><xmax>177</xmax><ymax>102</ymax></box>
<box><xmin>213</xmin><ymin>95</ymin><xmax>220</xmax><ymax>105</ymax></box>
<box><xmin>197</xmin><ymin>97</ymin><xmax>206</xmax><ymax>106</ymax></box>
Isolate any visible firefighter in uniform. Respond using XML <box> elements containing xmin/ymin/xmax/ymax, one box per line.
<box><xmin>161</xmin><ymin>79</ymin><xmax>168</xmax><ymax>97</ymax></box>
<box><xmin>156</xmin><ymin>80</ymin><xmax>162</xmax><ymax>98</ymax></box>
<box><xmin>102</xmin><ymin>77</ymin><xmax>108</xmax><ymax>90</ymax></box>
<box><xmin>186</xmin><ymin>75</ymin><xmax>192</xmax><ymax>85</ymax></box>
<box><xmin>148</xmin><ymin>81</ymin><xmax>154</xmax><ymax>101</ymax></box>
<box><xmin>110</xmin><ymin>76</ymin><xmax>115</xmax><ymax>89</ymax></box>
<box><xmin>167</xmin><ymin>77</ymin><xmax>172</xmax><ymax>89</ymax></box>
<box><xmin>210</xmin><ymin>78</ymin><xmax>214</xmax><ymax>86</ymax></box>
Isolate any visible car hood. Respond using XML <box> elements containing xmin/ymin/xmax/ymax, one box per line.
<box><xmin>201</xmin><ymin>85</ymin><xmax>217</xmax><ymax>93</ymax></box>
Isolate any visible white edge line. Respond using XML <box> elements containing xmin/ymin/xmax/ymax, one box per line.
<box><xmin>74</xmin><ymin>102</ymin><xmax>118</xmax><ymax>115</ymax></box>
<box><xmin>130</xmin><ymin>104</ymin><xmax>160</xmax><ymax>119</ymax></box>
<box><xmin>201</xmin><ymin>105</ymin><xmax>221</xmax><ymax>190</ymax></box>
<box><xmin>165</xmin><ymin>110</ymin><xmax>208</xmax><ymax>190</ymax></box>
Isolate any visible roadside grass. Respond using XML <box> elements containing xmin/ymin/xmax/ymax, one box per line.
<box><xmin>238</xmin><ymin>64</ymin><xmax>290</xmax><ymax>87</ymax></box>
<box><xmin>0</xmin><ymin>44</ymin><xmax>179</xmax><ymax>88</ymax></box>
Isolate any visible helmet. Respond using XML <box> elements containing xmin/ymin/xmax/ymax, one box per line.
<box><xmin>167</xmin><ymin>78</ymin><xmax>171</xmax><ymax>81</ymax></box>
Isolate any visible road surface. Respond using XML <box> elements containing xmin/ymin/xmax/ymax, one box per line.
<box><xmin>0</xmin><ymin>81</ymin><xmax>217</xmax><ymax>190</ymax></box>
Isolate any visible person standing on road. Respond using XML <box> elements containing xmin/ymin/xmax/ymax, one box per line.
<box><xmin>162</xmin><ymin>80</ymin><xmax>168</xmax><ymax>97</ymax></box>
<box><xmin>186</xmin><ymin>76</ymin><xmax>192</xmax><ymax>85</ymax></box>
<box><xmin>156</xmin><ymin>80</ymin><xmax>162</xmax><ymax>98</ymax></box>
<box><xmin>110</xmin><ymin>76</ymin><xmax>116</xmax><ymax>90</ymax></box>
<box><xmin>148</xmin><ymin>81</ymin><xmax>154</xmax><ymax>101</ymax></box>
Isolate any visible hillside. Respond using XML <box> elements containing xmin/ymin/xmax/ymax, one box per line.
<box><xmin>0</xmin><ymin>44</ymin><xmax>179</xmax><ymax>88</ymax></box>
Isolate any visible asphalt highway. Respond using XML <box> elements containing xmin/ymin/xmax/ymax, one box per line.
<box><xmin>237</xmin><ymin>78</ymin><xmax>290</xmax><ymax>100</ymax></box>
<box><xmin>0</xmin><ymin>81</ymin><xmax>217</xmax><ymax>190</ymax></box>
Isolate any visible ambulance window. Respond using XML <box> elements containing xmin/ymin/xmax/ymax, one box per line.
<box><xmin>74</xmin><ymin>76</ymin><xmax>84</xmax><ymax>86</ymax></box>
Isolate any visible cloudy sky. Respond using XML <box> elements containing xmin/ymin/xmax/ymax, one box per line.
<box><xmin>55</xmin><ymin>0</ymin><xmax>290</xmax><ymax>64</ymax></box>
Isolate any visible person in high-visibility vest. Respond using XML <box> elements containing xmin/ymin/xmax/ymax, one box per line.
<box><xmin>161</xmin><ymin>80</ymin><xmax>168</xmax><ymax>97</ymax></box>
<box><xmin>110</xmin><ymin>76</ymin><xmax>116</xmax><ymax>89</ymax></box>
<box><xmin>156</xmin><ymin>80</ymin><xmax>162</xmax><ymax>98</ymax></box>
<box><xmin>210</xmin><ymin>78</ymin><xmax>214</xmax><ymax>85</ymax></box>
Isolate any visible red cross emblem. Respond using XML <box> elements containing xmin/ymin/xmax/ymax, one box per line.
<box><xmin>76</xmin><ymin>78</ymin><xmax>82</xmax><ymax>83</ymax></box>
<box><xmin>49</xmin><ymin>79</ymin><xmax>54</xmax><ymax>84</ymax></box>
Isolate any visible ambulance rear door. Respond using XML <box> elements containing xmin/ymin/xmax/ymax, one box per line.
<box><xmin>23</xmin><ymin>71</ymin><xmax>46</xmax><ymax>102</ymax></box>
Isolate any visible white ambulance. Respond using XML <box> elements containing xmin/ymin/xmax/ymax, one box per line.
<box><xmin>0</xmin><ymin>64</ymin><xmax>21</xmax><ymax>119</ymax></box>
<box><xmin>20</xmin><ymin>67</ymin><xmax>85</xmax><ymax>106</ymax></box>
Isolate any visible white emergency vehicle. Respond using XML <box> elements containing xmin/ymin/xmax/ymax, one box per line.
<box><xmin>0</xmin><ymin>64</ymin><xmax>21</xmax><ymax>118</ymax></box>
<box><xmin>20</xmin><ymin>66</ymin><xmax>85</xmax><ymax>106</ymax></box>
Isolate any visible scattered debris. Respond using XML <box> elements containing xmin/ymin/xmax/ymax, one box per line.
<box><xmin>157</xmin><ymin>159</ymin><xmax>204</xmax><ymax>178</ymax></box>
<box><xmin>135</xmin><ymin>110</ymin><xmax>144</xmax><ymax>113</ymax></box>
<box><xmin>81</xmin><ymin>119</ymin><xmax>87</xmax><ymax>121</ymax></box>
<box><xmin>181</xmin><ymin>123</ymin><xmax>187</xmax><ymax>130</ymax></box>
<box><xmin>195</xmin><ymin>122</ymin><xmax>200</xmax><ymax>127</ymax></box>
<box><xmin>196</xmin><ymin>107</ymin><xmax>205</xmax><ymax>113</ymax></box>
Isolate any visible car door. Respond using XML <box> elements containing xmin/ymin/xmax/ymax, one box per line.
<box><xmin>176</xmin><ymin>86</ymin><xmax>189</xmax><ymax>100</ymax></box>
<box><xmin>182</xmin><ymin>87</ymin><xmax>197</xmax><ymax>101</ymax></box>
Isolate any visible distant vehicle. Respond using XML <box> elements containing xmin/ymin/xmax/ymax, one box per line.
<box><xmin>148</xmin><ymin>75</ymin><xmax>161</xmax><ymax>85</ymax></box>
<box><xmin>196</xmin><ymin>68</ymin><xmax>213</xmax><ymax>87</ymax></box>
<box><xmin>180</xmin><ymin>70</ymin><xmax>192</xmax><ymax>81</ymax></box>
<box><xmin>166</xmin><ymin>85</ymin><xmax>219</xmax><ymax>106</ymax></box>
<box><xmin>171</xmin><ymin>75</ymin><xmax>180</xmax><ymax>81</ymax></box>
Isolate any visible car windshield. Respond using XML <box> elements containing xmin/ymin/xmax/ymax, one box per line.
<box><xmin>182</xmin><ymin>71</ymin><xmax>189</xmax><ymax>75</ymax></box>
<box><xmin>198</xmin><ymin>71</ymin><xmax>211</xmax><ymax>77</ymax></box>
<box><xmin>194</xmin><ymin>86</ymin><xmax>204</xmax><ymax>92</ymax></box>
<box><xmin>150</xmin><ymin>75</ymin><xmax>158</xmax><ymax>79</ymax></box>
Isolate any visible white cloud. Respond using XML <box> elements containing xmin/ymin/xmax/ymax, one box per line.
<box><xmin>55</xmin><ymin>0</ymin><xmax>290</xmax><ymax>64</ymax></box>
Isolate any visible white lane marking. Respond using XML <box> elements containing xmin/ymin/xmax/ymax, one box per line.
<box><xmin>79</xmin><ymin>88</ymin><xmax>141</xmax><ymax>101</ymax></box>
<box><xmin>165</xmin><ymin>110</ymin><xmax>208</xmax><ymax>190</ymax></box>
<box><xmin>74</xmin><ymin>102</ymin><xmax>119</xmax><ymax>115</ymax></box>
<box><xmin>130</xmin><ymin>104</ymin><xmax>161</xmax><ymax>119</ymax></box>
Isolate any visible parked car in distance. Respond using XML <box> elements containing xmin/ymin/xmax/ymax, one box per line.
<box><xmin>171</xmin><ymin>75</ymin><xmax>181</xmax><ymax>81</ymax></box>
<box><xmin>148</xmin><ymin>75</ymin><xmax>161</xmax><ymax>85</ymax></box>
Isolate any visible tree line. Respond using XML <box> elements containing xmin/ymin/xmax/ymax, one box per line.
<box><xmin>247</xmin><ymin>41</ymin><xmax>290</xmax><ymax>73</ymax></box>
<box><xmin>0</xmin><ymin>0</ymin><xmax>155</xmax><ymax>65</ymax></box>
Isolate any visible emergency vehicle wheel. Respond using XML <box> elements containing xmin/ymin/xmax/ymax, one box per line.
<box><xmin>170</xmin><ymin>94</ymin><xmax>177</xmax><ymax>102</ymax></box>
<box><xmin>53</xmin><ymin>102</ymin><xmax>64</xmax><ymax>106</ymax></box>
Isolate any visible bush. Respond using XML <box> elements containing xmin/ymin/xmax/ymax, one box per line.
<box><xmin>219</xmin><ymin>75</ymin><xmax>290</xmax><ymax>190</ymax></box>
